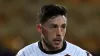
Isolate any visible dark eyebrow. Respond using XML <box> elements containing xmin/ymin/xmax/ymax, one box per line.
<box><xmin>61</xmin><ymin>24</ymin><xmax>67</xmax><ymax>26</ymax></box>
<box><xmin>50</xmin><ymin>24</ymin><xmax>57</xmax><ymax>25</ymax></box>
<box><xmin>50</xmin><ymin>23</ymin><xmax>67</xmax><ymax>26</ymax></box>
<box><xmin>50</xmin><ymin>24</ymin><xmax>58</xmax><ymax>28</ymax></box>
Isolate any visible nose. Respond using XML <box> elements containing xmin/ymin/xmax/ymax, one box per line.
<box><xmin>56</xmin><ymin>27</ymin><xmax>62</xmax><ymax>36</ymax></box>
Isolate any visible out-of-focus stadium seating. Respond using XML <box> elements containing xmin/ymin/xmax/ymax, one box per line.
<box><xmin>0</xmin><ymin>0</ymin><xmax>100</xmax><ymax>56</ymax></box>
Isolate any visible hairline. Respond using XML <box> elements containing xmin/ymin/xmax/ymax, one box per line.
<box><xmin>39</xmin><ymin>15</ymin><xmax>67</xmax><ymax>25</ymax></box>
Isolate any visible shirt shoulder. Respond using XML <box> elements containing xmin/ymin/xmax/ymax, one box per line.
<box><xmin>16</xmin><ymin>41</ymin><xmax>38</xmax><ymax>56</ymax></box>
<box><xmin>66</xmin><ymin>41</ymin><xmax>92</xmax><ymax>56</ymax></box>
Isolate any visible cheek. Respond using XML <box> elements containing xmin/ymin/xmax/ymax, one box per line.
<box><xmin>42</xmin><ymin>29</ymin><xmax>53</xmax><ymax>44</ymax></box>
<box><xmin>62</xmin><ymin>29</ymin><xmax>66</xmax><ymax>36</ymax></box>
<box><xmin>42</xmin><ymin>29</ymin><xmax>48</xmax><ymax>37</ymax></box>
<box><xmin>63</xmin><ymin>30</ymin><xmax>66</xmax><ymax>34</ymax></box>
<box><xmin>42</xmin><ymin>29</ymin><xmax>55</xmax><ymax>40</ymax></box>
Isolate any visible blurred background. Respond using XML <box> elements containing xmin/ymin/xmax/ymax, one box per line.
<box><xmin>0</xmin><ymin>0</ymin><xmax>100</xmax><ymax>56</ymax></box>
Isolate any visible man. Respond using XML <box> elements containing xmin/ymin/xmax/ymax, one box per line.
<box><xmin>16</xmin><ymin>4</ymin><xmax>92</xmax><ymax>56</ymax></box>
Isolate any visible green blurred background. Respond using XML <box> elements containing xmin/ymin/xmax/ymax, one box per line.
<box><xmin>0</xmin><ymin>0</ymin><xmax>100</xmax><ymax>56</ymax></box>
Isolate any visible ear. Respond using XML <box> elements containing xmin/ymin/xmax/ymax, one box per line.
<box><xmin>36</xmin><ymin>24</ymin><xmax>42</xmax><ymax>33</ymax></box>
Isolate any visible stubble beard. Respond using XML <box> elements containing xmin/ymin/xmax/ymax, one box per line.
<box><xmin>42</xmin><ymin>37</ymin><xmax>63</xmax><ymax>51</ymax></box>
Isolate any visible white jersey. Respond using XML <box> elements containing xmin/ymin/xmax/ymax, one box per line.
<box><xmin>16</xmin><ymin>41</ymin><xmax>92</xmax><ymax>56</ymax></box>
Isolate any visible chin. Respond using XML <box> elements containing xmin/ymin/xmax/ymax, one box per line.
<box><xmin>53</xmin><ymin>44</ymin><xmax>62</xmax><ymax>49</ymax></box>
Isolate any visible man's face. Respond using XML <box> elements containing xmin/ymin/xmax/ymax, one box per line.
<box><xmin>38</xmin><ymin>15</ymin><xmax>67</xmax><ymax>49</ymax></box>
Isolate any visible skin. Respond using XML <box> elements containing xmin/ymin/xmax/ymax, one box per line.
<box><xmin>36</xmin><ymin>15</ymin><xmax>67</xmax><ymax>51</ymax></box>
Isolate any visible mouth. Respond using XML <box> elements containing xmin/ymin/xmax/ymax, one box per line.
<box><xmin>53</xmin><ymin>38</ymin><xmax>62</xmax><ymax>45</ymax></box>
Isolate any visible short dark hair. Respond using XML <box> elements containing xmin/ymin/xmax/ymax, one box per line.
<box><xmin>38</xmin><ymin>4</ymin><xmax>67</xmax><ymax>24</ymax></box>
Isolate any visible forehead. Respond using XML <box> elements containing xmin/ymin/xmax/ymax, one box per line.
<box><xmin>44</xmin><ymin>15</ymin><xmax>67</xmax><ymax>25</ymax></box>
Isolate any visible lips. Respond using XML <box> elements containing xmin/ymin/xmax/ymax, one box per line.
<box><xmin>53</xmin><ymin>38</ymin><xmax>62</xmax><ymax>44</ymax></box>
<box><xmin>53</xmin><ymin>37</ymin><xmax>62</xmax><ymax>41</ymax></box>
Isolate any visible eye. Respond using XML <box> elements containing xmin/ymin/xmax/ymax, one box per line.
<box><xmin>52</xmin><ymin>25</ymin><xmax>57</xmax><ymax>28</ymax></box>
<box><xmin>62</xmin><ymin>25</ymin><xmax>65</xmax><ymax>28</ymax></box>
<box><xmin>62</xmin><ymin>24</ymin><xmax>66</xmax><ymax>28</ymax></box>
<box><xmin>50</xmin><ymin>24</ymin><xmax>58</xmax><ymax>29</ymax></box>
